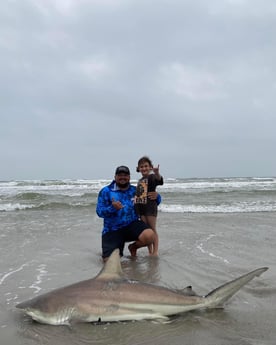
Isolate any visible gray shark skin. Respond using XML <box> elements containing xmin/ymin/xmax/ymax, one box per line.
<box><xmin>16</xmin><ymin>249</ymin><xmax>268</xmax><ymax>325</ymax></box>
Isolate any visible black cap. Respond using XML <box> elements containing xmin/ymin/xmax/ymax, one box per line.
<box><xmin>115</xmin><ymin>166</ymin><xmax>130</xmax><ymax>175</ymax></box>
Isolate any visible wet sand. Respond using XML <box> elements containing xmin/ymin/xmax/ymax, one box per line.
<box><xmin>1</xmin><ymin>210</ymin><xmax>275</xmax><ymax>345</ymax></box>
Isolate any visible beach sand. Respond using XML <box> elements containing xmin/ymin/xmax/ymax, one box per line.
<box><xmin>1</xmin><ymin>209</ymin><xmax>275</xmax><ymax>345</ymax></box>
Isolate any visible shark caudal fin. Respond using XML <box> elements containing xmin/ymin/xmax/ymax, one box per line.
<box><xmin>204</xmin><ymin>267</ymin><xmax>268</xmax><ymax>308</ymax></box>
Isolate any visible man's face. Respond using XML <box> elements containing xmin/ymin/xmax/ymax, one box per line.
<box><xmin>115</xmin><ymin>173</ymin><xmax>130</xmax><ymax>189</ymax></box>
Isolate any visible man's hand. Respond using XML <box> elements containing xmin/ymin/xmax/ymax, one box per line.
<box><xmin>112</xmin><ymin>198</ymin><xmax>124</xmax><ymax>210</ymax></box>
<box><xmin>148</xmin><ymin>191</ymin><xmax>158</xmax><ymax>200</ymax></box>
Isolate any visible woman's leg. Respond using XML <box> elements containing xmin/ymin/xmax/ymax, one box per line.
<box><xmin>143</xmin><ymin>215</ymin><xmax>159</xmax><ymax>256</ymax></box>
<box><xmin>140</xmin><ymin>215</ymin><xmax>152</xmax><ymax>254</ymax></box>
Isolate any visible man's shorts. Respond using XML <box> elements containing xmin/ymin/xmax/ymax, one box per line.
<box><xmin>102</xmin><ymin>220</ymin><xmax>149</xmax><ymax>259</ymax></box>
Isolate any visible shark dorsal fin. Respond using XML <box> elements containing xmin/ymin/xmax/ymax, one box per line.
<box><xmin>96</xmin><ymin>248</ymin><xmax>124</xmax><ymax>280</ymax></box>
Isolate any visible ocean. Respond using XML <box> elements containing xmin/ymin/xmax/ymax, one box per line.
<box><xmin>1</xmin><ymin>176</ymin><xmax>276</xmax><ymax>213</ymax></box>
<box><xmin>1</xmin><ymin>177</ymin><xmax>276</xmax><ymax>344</ymax></box>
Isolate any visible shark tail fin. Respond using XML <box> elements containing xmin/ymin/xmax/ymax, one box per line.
<box><xmin>204</xmin><ymin>267</ymin><xmax>268</xmax><ymax>308</ymax></box>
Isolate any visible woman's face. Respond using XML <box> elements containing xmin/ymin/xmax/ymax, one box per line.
<box><xmin>138</xmin><ymin>162</ymin><xmax>152</xmax><ymax>177</ymax></box>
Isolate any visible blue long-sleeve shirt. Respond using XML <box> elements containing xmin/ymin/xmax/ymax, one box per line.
<box><xmin>96</xmin><ymin>181</ymin><xmax>138</xmax><ymax>235</ymax></box>
<box><xmin>96</xmin><ymin>180</ymin><xmax>161</xmax><ymax>235</ymax></box>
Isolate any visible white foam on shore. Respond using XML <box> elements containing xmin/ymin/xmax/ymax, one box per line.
<box><xmin>29</xmin><ymin>264</ymin><xmax>48</xmax><ymax>293</ymax></box>
<box><xmin>196</xmin><ymin>234</ymin><xmax>230</xmax><ymax>264</ymax></box>
<box><xmin>0</xmin><ymin>263</ymin><xmax>29</xmax><ymax>285</ymax></box>
<box><xmin>159</xmin><ymin>202</ymin><xmax>276</xmax><ymax>213</ymax></box>
<box><xmin>0</xmin><ymin>203</ymin><xmax>36</xmax><ymax>212</ymax></box>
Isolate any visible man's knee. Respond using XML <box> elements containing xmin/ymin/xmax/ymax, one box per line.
<box><xmin>138</xmin><ymin>228</ymin><xmax>154</xmax><ymax>244</ymax></box>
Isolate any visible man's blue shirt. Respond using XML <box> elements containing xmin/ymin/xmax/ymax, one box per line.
<box><xmin>96</xmin><ymin>181</ymin><xmax>138</xmax><ymax>234</ymax></box>
<box><xmin>96</xmin><ymin>180</ymin><xmax>162</xmax><ymax>235</ymax></box>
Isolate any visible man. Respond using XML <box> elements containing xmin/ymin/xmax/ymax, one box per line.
<box><xmin>96</xmin><ymin>165</ymin><xmax>160</xmax><ymax>261</ymax></box>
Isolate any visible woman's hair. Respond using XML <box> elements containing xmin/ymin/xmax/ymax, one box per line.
<box><xmin>136</xmin><ymin>156</ymin><xmax>153</xmax><ymax>172</ymax></box>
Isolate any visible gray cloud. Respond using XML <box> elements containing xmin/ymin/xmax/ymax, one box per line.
<box><xmin>1</xmin><ymin>0</ymin><xmax>275</xmax><ymax>180</ymax></box>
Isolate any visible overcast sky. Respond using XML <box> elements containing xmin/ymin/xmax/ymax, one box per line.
<box><xmin>1</xmin><ymin>0</ymin><xmax>275</xmax><ymax>180</ymax></box>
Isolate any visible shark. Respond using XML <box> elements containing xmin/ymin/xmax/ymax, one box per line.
<box><xmin>16</xmin><ymin>249</ymin><xmax>268</xmax><ymax>325</ymax></box>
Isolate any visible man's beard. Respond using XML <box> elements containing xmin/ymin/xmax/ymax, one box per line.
<box><xmin>116</xmin><ymin>181</ymin><xmax>129</xmax><ymax>189</ymax></box>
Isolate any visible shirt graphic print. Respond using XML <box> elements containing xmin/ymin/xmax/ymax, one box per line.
<box><xmin>135</xmin><ymin>178</ymin><xmax>148</xmax><ymax>204</ymax></box>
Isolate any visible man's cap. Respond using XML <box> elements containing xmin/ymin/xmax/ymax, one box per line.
<box><xmin>115</xmin><ymin>166</ymin><xmax>130</xmax><ymax>175</ymax></box>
